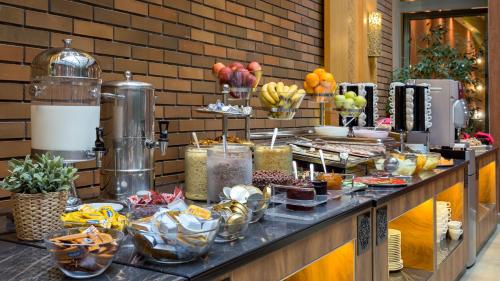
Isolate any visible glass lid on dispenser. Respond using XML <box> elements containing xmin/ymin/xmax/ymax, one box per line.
<box><xmin>30</xmin><ymin>39</ymin><xmax>101</xmax><ymax>80</ymax></box>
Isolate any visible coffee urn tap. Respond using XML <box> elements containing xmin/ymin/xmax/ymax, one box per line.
<box><xmin>158</xmin><ymin>120</ymin><xmax>169</xmax><ymax>155</ymax></box>
<box><xmin>99</xmin><ymin>71</ymin><xmax>168</xmax><ymax>202</ymax></box>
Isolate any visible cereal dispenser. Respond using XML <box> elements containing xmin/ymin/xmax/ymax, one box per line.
<box><xmin>30</xmin><ymin>39</ymin><xmax>102</xmax><ymax>162</ymax></box>
<box><xmin>99</xmin><ymin>71</ymin><xmax>169</xmax><ymax>202</ymax></box>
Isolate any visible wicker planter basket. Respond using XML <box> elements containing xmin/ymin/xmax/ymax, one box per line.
<box><xmin>12</xmin><ymin>191</ymin><xmax>68</xmax><ymax>241</ymax></box>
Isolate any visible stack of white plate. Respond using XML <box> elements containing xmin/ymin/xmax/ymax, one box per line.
<box><xmin>388</xmin><ymin>229</ymin><xmax>403</xmax><ymax>271</ymax></box>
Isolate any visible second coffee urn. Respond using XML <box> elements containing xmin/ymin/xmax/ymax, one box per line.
<box><xmin>98</xmin><ymin>71</ymin><xmax>169</xmax><ymax>202</ymax></box>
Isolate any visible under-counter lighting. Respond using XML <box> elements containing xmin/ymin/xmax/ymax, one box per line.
<box><xmin>368</xmin><ymin>11</ymin><xmax>382</xmax><ymax>57</ymax></box>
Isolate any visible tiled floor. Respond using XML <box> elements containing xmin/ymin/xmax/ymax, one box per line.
<box><xmin>460</xmin><ymin>226</ymin><xmax>500</xmax><ymax>281</ymax></box>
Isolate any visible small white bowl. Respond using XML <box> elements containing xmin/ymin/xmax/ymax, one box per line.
<box><xmin>448</xmin><ymin>221</ymin><xmax>462</xmax><ymax>230</ymax></box>
<box><xmin>448</xmin><ymin>229</ymin><xmax>463</xmax><ymax>240</ymax></box>
<box><xmin>353</xmin><ymin>128</ymin><xmax>389</xmax><ymax>139</ymax></box>
<box><xmin>315</xmin><ymin>126</ymin><xmax>349</xmax><ymax>137</ymax></box>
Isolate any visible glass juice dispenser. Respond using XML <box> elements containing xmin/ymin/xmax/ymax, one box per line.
<box><xmin>29</xmin><ymin>39</ymin><xmax>102</xmax><ymax>208</ymax></box>
<box><xmin>30</xmin><ymin>39</ymin><xmax>101</xmax><ymax>160</ymax></box>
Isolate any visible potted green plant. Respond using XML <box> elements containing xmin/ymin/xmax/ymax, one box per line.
<box><xmin>1</xmin><ymin>153</ymin><xmax>78</xmax><ymax>240</ymax></box>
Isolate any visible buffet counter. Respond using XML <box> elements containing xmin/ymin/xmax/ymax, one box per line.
<box><xmin>475</xmin><ymin>147</ymin><xmax>497</xmax><ymax>252</ymax></box>
<box><xmin>0</xmin><ymin>160</ymin><xmax>482</xmax><ymax>281</ymax></box>
<box><xmin>371</xmin><ymin>160</ymin><xmax>468</xmax><ymax>281</ymax></box>
<box><xmin>0</xmin><ymin>197</ymin><xmax>373</xmax><ymax>281</ymax></box>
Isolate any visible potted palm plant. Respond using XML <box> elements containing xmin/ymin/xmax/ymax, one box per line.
<box><xmin>1</xmin><ymin>153</ymin><xmax>78</xmax><ymax>240</ymax></box>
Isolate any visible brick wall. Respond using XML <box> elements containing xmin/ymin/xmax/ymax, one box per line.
<box><xmin>0</xmin><ymin>0</ymin><xmax>323</xmax><ymax>208</ymax></box>
<box><xmin>377</xmin><ymin>0</ymin><xmax>392</xmax><ymax>116</ymax></box>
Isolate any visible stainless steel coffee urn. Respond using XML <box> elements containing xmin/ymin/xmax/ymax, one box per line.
<box><xmin>98</xmin><ymin>71</ymin><xmax>168</xmax><ymax>201</ymax></box>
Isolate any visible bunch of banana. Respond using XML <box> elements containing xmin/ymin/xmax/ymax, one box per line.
<box><xmin>260</xmin><ymin>82</ymin><xmax>306</xmax><ymax>109</ymax></box>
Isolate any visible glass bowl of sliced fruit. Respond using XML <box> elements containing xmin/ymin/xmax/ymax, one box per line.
<box><xmin>259</xmin><ymin>82</ymin><xmax>306</xmax><ymax>120</ymax></box>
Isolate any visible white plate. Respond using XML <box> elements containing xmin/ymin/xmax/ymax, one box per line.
<box><xmin>389</xmin><ymin>264</ymin><xmax>404</xmax><ymax>272</ymax></box>
<box><xmin>314</xmin><ymin>126</ymin><xmax>349</xmax><ymax>137</ymax></box>
<box><xmin>388</xmin><ymin>229</ymin><xmax>401</xmax><ymax>235</ymax></box>
<box><xmin>78</xmin><ymin>202</ymin><xmax>124</xmax><ymax>212</ymax></box>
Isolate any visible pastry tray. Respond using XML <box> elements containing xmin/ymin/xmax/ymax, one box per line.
<box><xmin>196</xmin><ymin>107</ymin><xmax>252</xmax><ymax>117</ymax></box>
<box><xmin>270</xmin><ymin>193</ymin><xmax>329</xmax><ymax>207</ymax></box>
<box><xmin>265</xmin><ymin>197</ymin><xmax>358</xmax><ymax>222</ymax></box>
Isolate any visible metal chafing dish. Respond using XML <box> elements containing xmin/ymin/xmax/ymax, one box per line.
<box><xmin>251</xmin><ymin>129</ymin><xmax>396</xmax><ymax>173</ymax></box>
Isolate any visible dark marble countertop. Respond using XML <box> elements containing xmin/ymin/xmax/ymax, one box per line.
<box><xmin>0</xmin><ymin>240</ymin><xmax>186</xmax><ymax>281</ymax></box>
<box><xmin>0</xmin><ymin>196</ymin><xmax>373</xmax><ymax>281</ymax></box>
<box><xmin>0</xmin><ymin>161</ymin><xmax>470</xmax><ymax>280</ymax></box>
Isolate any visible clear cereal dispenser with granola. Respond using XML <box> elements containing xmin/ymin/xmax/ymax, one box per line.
<box><xmin>254</xmin><ymin>144</ymin><xmax>292</xmax><ymax>174</ymax></box>
<box><xmin>206</xmin><ymin>145</ymin><xmax>252</xmax><ymax>203</ymax></box>
<box><xmin>184</xmin><ymin>145</ymin><xmax>210</xmax><ymax>201</ymax></box>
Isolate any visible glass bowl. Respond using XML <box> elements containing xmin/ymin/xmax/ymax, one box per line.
<box><xmin>306</xmin><ymin>92</ymin><xmax>335</xmax><ymax>103</ymax></box>
<box><xmin>373</xmin><ymin>156</ymin><xmax>386</xmax><ymax>171</ymax></box>
<box><xmin>212</xmin><ymin>201</ymin><xmax>253</xmax><ymax>242</ymax></box>
<box><xmin>127</xmin><ymin>208</ymin><xmax>221</xmax><ymax>264</ymax></box>
<box><xmin>44</xmin><ymin>227</ymin><xmax>124</xmax><ymax>279</ymax></box>
<box><xmin>216</xmin><ymin>68</ymin><xmax>262</xmax><ymax>100</ymax></box>
<box><xmin>260</xmin><ymin>91</ymin><xmax>306</xmax><ymax>120</ymax></box>
<box><xmin>392</xmin><ymin>153</ymin><xmax>417</xmax><ymax>176</ymax></box>
<box><xmin>218</xmin><ymin>192</ymin><xmax>270</xmax><ymax>224</ymax></box>
<box><xmin>421</xmin><ymin>152</ymin><xmax>440</xmax><ymax>171</ymax></box>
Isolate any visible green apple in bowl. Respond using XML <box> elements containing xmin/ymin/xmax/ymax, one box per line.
<box><xmin>343</xmin><ymin>98</ymin><xmax>355</xmax><ymax>109</ymax></box>
<box><xmin>334</xmin><ymin>94</ymin><xmax>345</xmax><ymax>108</ymax></box>
<box><xmin>354</xmin><ymin>96</ymin><xmax>367</xmax><ymax>108</ymax></box>
<box><xmin>344</xmin><ymin>91</ymin><xmax>357</xmax><ymax>100</ymax></box>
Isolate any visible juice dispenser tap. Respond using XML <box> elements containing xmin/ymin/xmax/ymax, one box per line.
<box><xmin>93</xmin><ymin>127</ymin><xmax>106</xmax><ymax>167</ymax></box>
